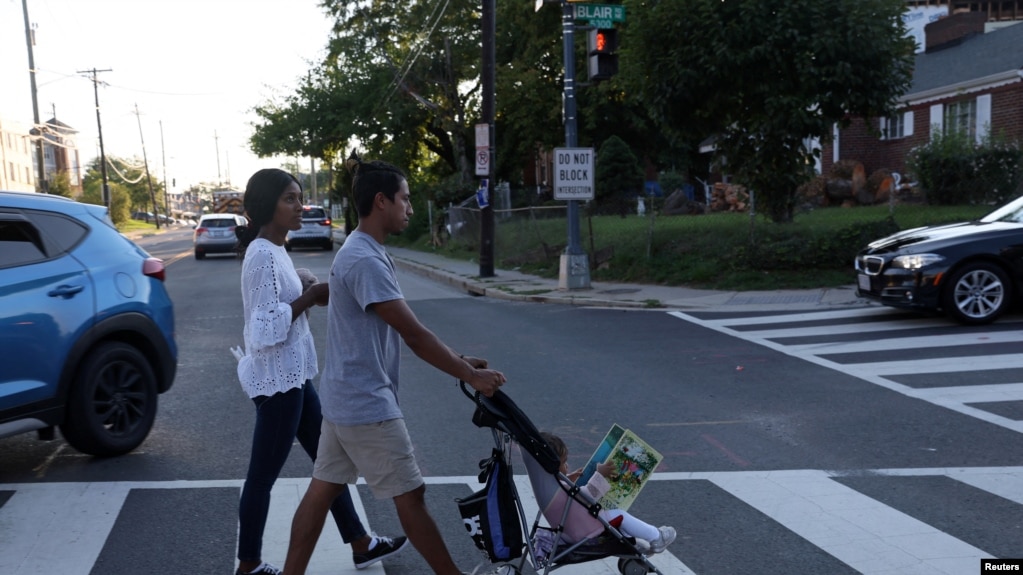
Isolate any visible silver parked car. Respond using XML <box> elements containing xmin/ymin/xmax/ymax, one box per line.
<box><xmin>193</xmin><ymin>213</ymin><xmax>246</xmax><ymax>259</ymax></box>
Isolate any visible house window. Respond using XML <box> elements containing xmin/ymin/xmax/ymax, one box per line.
<box><xmin>944</xmin><ymin>99</ymin><xmax>976</xmax><ymax>138</ymax></box>
<box><xmin>881</xmin><ymin>111</ymin><xmax>914</xmax><ymax>140</ymax></box>
<box><xmin>889</xmin><ymin>113</ymin><xmax>905</xmax><ymax>139</ymax></box>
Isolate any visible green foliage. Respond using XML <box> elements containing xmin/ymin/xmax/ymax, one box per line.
<box><xmin>907</xmin><ymin>130</ymin><xmax>1023</xmax><ymax>205</ymax></box>
<box><xmin>79</xmin><ymin>181</ymin><xmax>130</xmax><ymax>224</ymax></box>
<box><xmin>658</xmin><ymin>171</ymin><xmax>686</xmax><ymax>196</ymax></box>
<box><xmin>81</xmin><ymin>156</ymin><xmax>166</xmax><ymax>217</ymax></box>
<box><xmin>622</xmin><ymin>0</ymin><xmax>915</xmax><ymax>222</ymax></box>
<box><xmin>594</xmin><ymin>135</ymin><xmax>643</xmax><ymax>215</ymax></box>
<box><xmin>48</xmin><ymin>171</ymin><xmax>74</xmax><ymax>198</ymax></box>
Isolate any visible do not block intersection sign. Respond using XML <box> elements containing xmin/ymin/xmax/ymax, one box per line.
<box><xmin>553</xmin><ymin>147</ymin><xmax>594</xmax><ymax>200</ymax></box>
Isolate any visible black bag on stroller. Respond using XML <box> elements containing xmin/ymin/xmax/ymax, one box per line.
<box><xmin>457</xmin><ymin>447</ymin><xmax>524</xmax><ymax>563</ymax></box>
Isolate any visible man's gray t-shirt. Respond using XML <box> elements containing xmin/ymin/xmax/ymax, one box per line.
<box><xmin>320</xmin><ymin>231</ymin><xmax>404</xmax><ymax>426</ymax></box>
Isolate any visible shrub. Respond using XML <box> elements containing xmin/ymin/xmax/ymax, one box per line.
<box><xmin>594</xmin><ymin>135</ymin><xmax>644</xmax><ymax>216</ymax></box>
<box><xmin>907</xmin><ymin>129</ymin><xmax>1023</xmax><ymax>205</ymax></box>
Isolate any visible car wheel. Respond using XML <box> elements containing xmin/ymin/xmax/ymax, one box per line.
<box><xmin>941</xmin><ymin>262</ymin><xmax>1011</xmax><ymax>325</ymax></box>
<box><xmin>60</xmin><ymin>342</ymin><xmax>159</xmax><ymax>457</ymax></box>
<box><xmin>194</xmin><ymin>250</ymin><xmax>205</xmax><ymax>260</ymax></box>
<box><xmin>323</xmin><ymin>238</ymin><xmax>334</xmax><ymax>251</ymax></box>
<box><xmin>285</xmin><ymin>242</ymin><xmax>293</xmax><ymax>252</ymax></box>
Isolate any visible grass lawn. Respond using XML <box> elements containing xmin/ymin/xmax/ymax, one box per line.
<box><xmin>394</xmin><ymin>203</ymin><xmax>992</xmax><ymax>291</ymax></box>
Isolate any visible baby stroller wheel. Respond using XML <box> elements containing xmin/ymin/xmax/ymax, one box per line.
<box><xmin>617</xmin><ymin>557</ymin><xmax>651</xmax><ymax>575</ymax></box>
<box><xmin>494</xmin><ymin>565</ymin><xmax>520</xmax><ymax>575</ymax></box>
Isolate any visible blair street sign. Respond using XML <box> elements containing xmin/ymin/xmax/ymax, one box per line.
<box><xmin>553</xmin><ymin>147</ymin><xmax>594</xmax><ymax>200</ymax></box>
<box><xmin>573</xmin><ymin>3</ymin><xmax>626</xmax><ymax>23</ymax></box>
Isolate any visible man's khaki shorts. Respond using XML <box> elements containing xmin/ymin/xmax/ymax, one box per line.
<box><xmin>313</xmin><ymin>418</ymin><xmax>423</xmax><ymax>499</ymax></box>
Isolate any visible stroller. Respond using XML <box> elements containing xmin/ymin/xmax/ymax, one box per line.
<box><xmin>456</xmin><ymin>381</ymin><xmax>665</xmax><ymax>575</ymax></box>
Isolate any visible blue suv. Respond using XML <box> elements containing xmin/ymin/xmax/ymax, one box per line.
<box><xmin>0</xmin><ymin>191</ymin><xmax>177</xmax><ymax>456</ymax></box>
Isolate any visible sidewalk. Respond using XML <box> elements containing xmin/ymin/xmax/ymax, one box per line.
<box><xmin>386</xmin><ymin>246</ymin><xmax>872</xmax><ymax>312</ymax></box>
<box><xmin>127</xmin><ymin>227</ymin><xmax>869</xmax><ymax>312</ymax></box>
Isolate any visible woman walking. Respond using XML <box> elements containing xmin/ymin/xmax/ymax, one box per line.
<box><xmin>233</xmin><ymin>168</ymin><xmax>407</xmax><ymax>574</ymax></box>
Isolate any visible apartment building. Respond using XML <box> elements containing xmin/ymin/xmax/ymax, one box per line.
<box><xmin>0</xmin><ymin>117</ymin><xmax>36</xmax><ymax>193</ymax></box>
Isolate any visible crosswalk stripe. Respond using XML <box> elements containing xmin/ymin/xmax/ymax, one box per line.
<box><xmin>668</xmin><ymin>309</ymin><xmax>1023</xmax><ymax>436</ymax></box>
<box><xmin>4</xmin><ymin>467</ymin><xmax>1020</xmax><ymax>574</ymax></box>
<box><xmin>783</xmin><ymin>329</ymin><xmax>1023</xmax><ymax>354</ymax></box>
<box><xmin>709</xmin><ymin>470</ymin><xmax>989</xmax><ymax>575</ymax></box>
<box><xmin>0</xmin><ymin>482</ymin><xmax>129</xmax><ymax>575</ymax></box>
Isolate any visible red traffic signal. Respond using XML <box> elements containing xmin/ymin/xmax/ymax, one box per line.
<box><xmin>589</xmin><ymin>28</ymin><xmax>618</xmax><ymax>55</ymax></box>
<box><xmin>587</xmin><ymin>28</ymin><xmax>618</xmax><ymax>81</ymax></box>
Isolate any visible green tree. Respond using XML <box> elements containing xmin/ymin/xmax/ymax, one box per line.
<box><xmin>622</xmin><ymin>0</ymin><xmax>915</xmax><ymax>222</ymax></box>
<box><xmin>595</xmin><ymin>135</ymin><xmax>644</xmax><ymax>216</ymax></box>
<box><xmin>251</xmin><ymin>1</ymin><xmax>485</xmax><ymax>189</ymax></box>
<box><xmin>48</xmin><ymin>171</ymin><xmax>73</xmax><ymax>198</ymax></box>
<box><xmin>81</xmin><ymin>156</ymin><xmax>166</xmax><ymax>217</ymax></box>
<box><xmin>80</xmin><ymin>178</ymin><xmax>130</xmax><ymax>224</ymax></box>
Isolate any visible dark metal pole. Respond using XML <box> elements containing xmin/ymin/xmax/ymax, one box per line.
<box><xmin>479</xmin><ymin>0</ymin><xmax>496</xmax><ymax>277</ymax></box>
<box><xmin>21</xmin><ymin>0</ymin><xmax>46</xmax><ymax>193</ymax></box>
<box><xmin>559</xmin><ymin>1</ymin><xmax>590</xmax><ymax>288</ymax></box>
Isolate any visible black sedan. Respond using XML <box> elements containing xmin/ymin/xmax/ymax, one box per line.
<box><xmin>854</xmin><ymin>196</ymin><xmax>1023</xmax><ymax>325</ymax></box>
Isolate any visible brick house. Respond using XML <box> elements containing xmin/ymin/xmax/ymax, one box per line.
<box><xmin>819</xmin><ymin>16</ymin><xmax>1023</xmax><ymax>181</ymax></box>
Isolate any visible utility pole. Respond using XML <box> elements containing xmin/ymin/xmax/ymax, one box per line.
<box><xmin>214</xmin><ymin>130</ymin><xmax>222</xmax><ymax>185</ymax></box>
<box><xmin>79</xmin><ymin>68</ymin><xmax>113</xmax><ymax>207</ymax></box>
<box><xmin>160</xmin><ymin>120</ymin><xmax>170</xmax><ymax>219</ymax></box>
<box><xmin>478</xmin><ymin>0</ymin><xmax>496</xmax><ymax>277</ymax></box>
<box><xmin>21</xmin><ymin>0</ymin><xmax>46</xmax><ymax>192</ymax></box>
<box><xmin>310</xmin><ymin>157</ymin><xmax>317</xmax><ymax>206</ymax></box>
<box><xmin>134</xmin><ymin>104</ymin><xmax>160</xmax><ymax>229</ymax></box>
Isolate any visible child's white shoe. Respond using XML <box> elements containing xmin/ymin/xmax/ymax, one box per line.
<box><xmin>649</xmin><ymin>526</ymin><xmax>676</xmax><ymax>554</ymax></box>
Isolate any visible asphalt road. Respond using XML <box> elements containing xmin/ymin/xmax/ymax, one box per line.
<box><xmin>1</xmin><ymin>228</ymin><xmax>1021</xmax><ymax>575</ymax></box>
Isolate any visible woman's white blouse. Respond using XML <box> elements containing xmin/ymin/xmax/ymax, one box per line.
<box><xmin>237</xmin><ymin>238</ymin><xmax>318</xmax><ymax>398</ymax></box>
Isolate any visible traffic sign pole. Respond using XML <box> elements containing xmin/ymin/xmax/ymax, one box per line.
<box><xmin>559</xmin><ymin>0</ymin><xmax>591</xmax><ymax>290</ymax></box>
<box><xmin>479</xmin><ymin>0</ymin><xmax>496</xmax><ymax>278</ymax></box>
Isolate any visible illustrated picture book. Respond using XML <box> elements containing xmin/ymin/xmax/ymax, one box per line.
<box><xmin>576</xmin><ymin>423</ymin><xmax>663</xmax><ymax>511</ymax></box>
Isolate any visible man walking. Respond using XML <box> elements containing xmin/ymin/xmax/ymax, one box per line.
<box><xmin>283</xmin><ymin>155</ymin><xmax>506</xmax><ymax>575</ymax></box>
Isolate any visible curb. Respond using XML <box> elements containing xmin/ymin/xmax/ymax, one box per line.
<box><xmin>391</xmin><ymin>256</ymin><xmax>670</xmax><ymax>310</ymax></box>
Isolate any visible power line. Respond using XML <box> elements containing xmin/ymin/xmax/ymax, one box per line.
<box><xmin>376</xmin><ymin>0</ymin><xmax>452</xmax><ymax>112</ymax></box>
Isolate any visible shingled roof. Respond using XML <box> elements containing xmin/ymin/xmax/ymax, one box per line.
<box><xmin>905</xmin><ymin>22</ymin><xmax>1023</xmax><ymax>103</ymax></box>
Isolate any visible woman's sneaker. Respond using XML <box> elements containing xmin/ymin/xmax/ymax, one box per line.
<box><xmin>649</xmin><ymin>526</ymin><xmax>677</xmax><ymax>554</ymax></box>
<box><xmin>353</xmin><ymin>535</ymin><xmax>409</xmax><ymax>569</ymax></box>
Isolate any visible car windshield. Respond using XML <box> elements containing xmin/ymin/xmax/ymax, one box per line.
<box><xmin>303</xmin><ymin>208</ymin><xmax>326</xmax><ymax>219</ymax></box>
<box><xmin>981</xmin><ymin>195</ymin><xmax>1023</xmax><ymax>223</ymax></box>
<box><xmin>202</xmin><ymin>218</ymin><xmax>237</xmax><ymax>228</ymax></box>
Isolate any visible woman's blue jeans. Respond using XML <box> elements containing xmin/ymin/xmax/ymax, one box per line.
<box><xmin>237</xmin><ymin>381</ymin><xmax>367</xmax><ymax>562</ymax></box>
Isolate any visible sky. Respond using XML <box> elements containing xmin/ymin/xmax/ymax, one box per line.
<box><xmin>1</xmin><ymin>0</ymin><xmax>332</xmax><ymax>193</ymax></box>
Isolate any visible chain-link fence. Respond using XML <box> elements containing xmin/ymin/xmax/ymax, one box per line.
<box><xmin>445</xmin><ymin>204</ymin><xmax>568</xmax><ymax>266</ymax></box>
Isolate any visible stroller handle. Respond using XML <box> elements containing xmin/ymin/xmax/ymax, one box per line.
<box><xmin>458</xmin><ymin>378</ymin><xmax>479</xmax><ymax>402</ymax></box>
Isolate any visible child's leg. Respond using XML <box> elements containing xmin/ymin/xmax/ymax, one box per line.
<box><xmin>603</xmin><ymin>509</ymin><xmax>660</xmax><ymax>542</ymax></box>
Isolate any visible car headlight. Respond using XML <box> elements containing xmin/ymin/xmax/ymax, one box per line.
<box><xmin>891</xmin><ymin>253</ymin><xmax>945</xmax><ymax>269</ymax></box>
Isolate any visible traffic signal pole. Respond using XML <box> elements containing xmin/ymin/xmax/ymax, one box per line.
<box><xmin>479</xmin><ymin>0</ymin><xmax>496</xmax><ymax>278</ymax></box>
<box><xmin>559</xmin><ymin>1</ymin><xmax>591</xmax><ymax>289</ymax></box>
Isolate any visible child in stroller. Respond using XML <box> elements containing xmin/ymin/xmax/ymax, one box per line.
<box><xmin>541</xmin><ymin>432</ymin><xmax>676</xmax><ymax>555</ymax></box>
<box><xmin>458</xmin><ymin>381</ymin><xmax>675</xmax><ymax>575</ymax></box>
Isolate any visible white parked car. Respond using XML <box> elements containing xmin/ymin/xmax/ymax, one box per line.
<box><xmin>193</xmin><ymin>213</ymin><xmax>246</xmax><ymax>259</ymax></box>
<box><xmin>286</xmin><ymin>205</ymin><xmax>334</xmax><ymax>251</ymax></box>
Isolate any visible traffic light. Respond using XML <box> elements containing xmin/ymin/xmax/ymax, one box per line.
<box><xmin>587</xmin><ymin>27</ymin><xmax>618</xmax><ymax>82</ymax></box>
